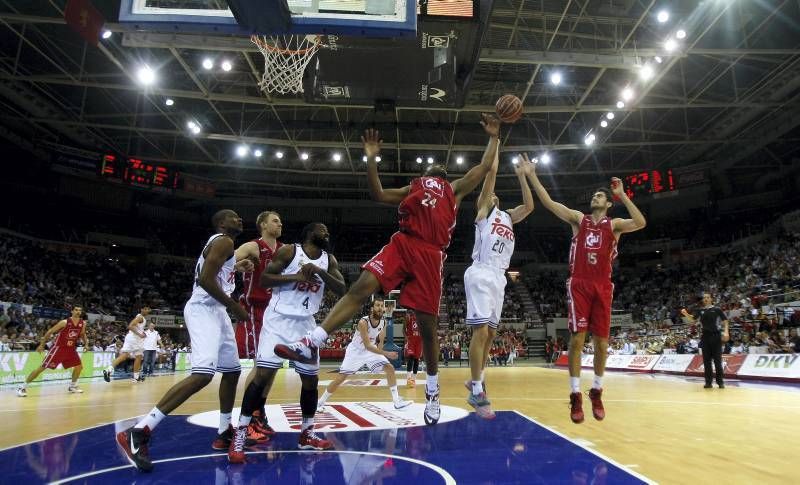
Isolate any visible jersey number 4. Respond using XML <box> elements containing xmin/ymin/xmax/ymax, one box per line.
<box><xmin>302</xmin><ymin>297</ymin><xmax>309</xmax><ymax>309</ymax></box>
<box><xmin>421</xmin><ymin>192</ymin><xmax>438</xmax><ymax>208</ymax></box>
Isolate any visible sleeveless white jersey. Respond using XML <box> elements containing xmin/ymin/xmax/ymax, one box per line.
<box><xmin>471</xmin><ymin>207</ymin><xmax>515</xmax><ymax>270</ymax></box>
<box><xmin>127</xmin><ymin>314</ymin><xmax>146</xmax><ymax>338</ymax></box>
<box><xmin>347</xmin><ymin>316</ymin><xmax>386</xmax><ymax>353</ymax></box>
<box><xmin>189</xmin><ymin>234</ymin><xmax>236</xmax><ymax>306</ymax></box>
<box><xmin>271</xmin><ymin>244</ymin><xmax>329</xmax><ymax>317</ymax></box>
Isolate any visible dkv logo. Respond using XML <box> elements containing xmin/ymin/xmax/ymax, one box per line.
<box><xmin>754</xmin><ymin>355</ymin><xmax>799</xmax><ymax>368</ymax></box>
<box><xmin>93</xmin><ymin>352</ymin><xmax>114</xmax><ymax>369</ymax></box>
<box><xmin>0</xmin><ymin>353</ymin><xmax>29</xmax><ymax>372</ymax></box>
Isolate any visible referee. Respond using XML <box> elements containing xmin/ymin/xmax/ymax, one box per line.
<box><xmin>681</xmin><ymin>292</ymin><xmax>730</xmax><ymax>388</ymax></box>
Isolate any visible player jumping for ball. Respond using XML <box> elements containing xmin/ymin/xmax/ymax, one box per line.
<box><xmin>276</xmin><ymin>114</ymin><xmax>502</xmax><ymax>425</ymax></box>
<box><xmin>523</xmin><ymin>154</ymin><xmax>646</xmax><ymax>423</ymax></box>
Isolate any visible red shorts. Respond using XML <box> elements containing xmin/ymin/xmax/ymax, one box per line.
<box><xmin>42</xmin><ymin>347</ymin><xmax>82</xmax><ymax>370</ymax></box>
<box><xmin>236</xmin><ymin>303</ymin><xmax>267</xmax><ymax>359</ymax></box>
<box><xmin>363</xmin><ymin>232</ymin><xmax>445</xmax><ymax>316</ymax></box>
<box><xmin>566</xmin><ymin>277</ymin><xmax>614</xmax><ymax>339</ymax></box>
<box><xmin>405</xmin><ymin>336</ymin><xmax>422</xmax><ymax>359</ymax></box>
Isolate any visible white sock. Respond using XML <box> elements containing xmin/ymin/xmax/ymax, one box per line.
<box><xmin>472</xmin><ymin>380</ymin><xmax>483</xmax><ymax>396</ymax></box>
<box><xmin>71</xmin><ymin>380</ymin><xmax>78</xmax><ymax>386</ymax></box>
<box><xmin>219</xmin><ymin>412</ymin><xmax>232</xmax><ymax>434</ymax></box>
<box><xmin>310</xmin><ymin>327</ymin><xmax>328</xmax><ymax>347</ymax></box>
<box><xmin>426</xmin><ymin>373</ymin><xmax>439</xmax><ymax>394</ymax></box>
<box><xmin>389</xmin><ymin>385</ymin><xmax>399</xmax><ymax>401</ymax></box>
<box><xmin>301</xmin><ymin>417</ymin><xmax>314</xmax><ymax>431</ymax></box>
<box><xmin>135</xmin><ymin>407</ymin><xmax>166</xmax><ymax>431</ymax></box>
<box><xmin>238</xmin><ymin>414</ymin><xmax>251</xmax><ymax>428</ymax></box>
<box><xmin>593</xmin><ymin>374</ymin><xmax>603</xmax><ymax>390</ymax></box>
<box><xmin>106</xmin><ymin>365</ymin><xmax>113</xmax><ymax>373</ymax></box>
<box><xmin>319</xmin><ymin>390</ymin><xmax>332</xmax><ymax>407</ymax></box>
<box><xmin>133</xmin><ymin>372</ymin><xmax>139</xmax><ymax>380</ymax></box>
<box><xmin>19</xmin><ymin>383</ymin><xmax>26</xmax><ymax>389</ymax></box>
<box><xmin>570</xmin><ymin>377</ymin><xmax>580</xmax><ymax>393</ymax></box>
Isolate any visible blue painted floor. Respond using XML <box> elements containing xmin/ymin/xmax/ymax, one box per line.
<box><xmin>1</xmin><ymin>412</ymin><xmax>647</xmax><ymax>484</ymax></box>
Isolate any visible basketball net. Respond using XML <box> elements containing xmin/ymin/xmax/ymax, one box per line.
<box><xmin>251</xmin><ymin>34</ymin><xmax>322</xmax><ymax>95</ymax></box>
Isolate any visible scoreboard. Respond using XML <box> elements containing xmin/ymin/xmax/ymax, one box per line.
<box><xmin>623</xmin><ymin>169</ymin><xmax>675</xmax><ymax>199</ymax></box>
<box><xmin>100</xmin><ymin>154</ymin><xmax>179</xmax><ymax>189</ymax></box>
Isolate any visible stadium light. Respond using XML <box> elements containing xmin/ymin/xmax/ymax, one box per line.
<box><xmin>657</xmin><ymin>10</ymin><xmax>669</xmax><ymax>23</ymax></box>
<box><xmin>276</xmin><ymin>151</ymin><xmax>284</xmax><ymax>159</ymax></box>
<box><xmin>202</xmin><ymin>58</ymin><xmax>213</xmax><ymax>70</ymax></box>
<box><xmin>221</xmin><ymin>60</ymin><xmax>233</xmax><ymax>72</ymax></box>
<box><xmin>300</xmin><ymin>152</ymin><xmax>309</xmax><ymax>161</ymax></box>
<box><xmin>102</xmin><ymin>30</ymin><xmax>112</xmax><ymax>39</ymax></box>
<box><xmin>136</xmin><ymin>65</ymin><xmax>156</xmax><ymax>85</ymax></box>
<box><xmin>550</xmin><ymin>72</ymin><xmax>562</xmax><ymax>86</ymax></box>
<box><xmin>236</xmin><ymin>145</ymin><xmax>248</xmax><ymax>157</ymax></box>
<box><xmin>416</xmin><ymin>157</ymin><xmax>423</xmax><ymax>164</ymax></box>
<box><xmin>165</xmin><ymin>98</ymin><xmax>174</xmax><ymax>106</ymax></box>
<box><xmin>456</xmin><ymin>156</ymin><xmax>464</xmax><ymax>164</ymax></box>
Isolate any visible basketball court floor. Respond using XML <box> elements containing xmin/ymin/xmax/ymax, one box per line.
<box><xmin>2</xmin><ymin>365</ymin><xmax>797</xmax><ymax>484</ymax></box>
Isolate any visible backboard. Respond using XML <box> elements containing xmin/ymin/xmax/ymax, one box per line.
<box><xmin>119</xmin><ymin>0</ymin><xmax>417</xmax><ymax>37</ymax></box>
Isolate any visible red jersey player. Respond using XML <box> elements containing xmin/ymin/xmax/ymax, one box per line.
<box><xmin>403</xmin><ymin>310</ymin><xmax>422</xmax><ymax>388</ymax></box>
<box><xmin>233</xmin><ymin>210</ymin><xmax>282</xmax><ymax>442</ymax></box>
<box><xmin>277</xmin><ymin>114</ymin><xmax>502</xmax><ymax>425</ymax></box>
<box><xmin>524</xmin><ymin>153</ymin><xmax>646</xmax><ymax>423</ymax></box>
<box><xmin>17</xmin><ymin>305</ymin><xmax>89</xmax><ymax>397</ymax></box>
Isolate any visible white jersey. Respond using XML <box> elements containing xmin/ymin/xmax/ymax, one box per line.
<box><xmin>127</xmin><ymin>314</ymin><xmax>146</xmax><ymax>339</ymax></box>
<box><xmin>347</xmin><ymin>315</ymin><xmax>385</xmax><ymax>353</ymax></box>
<box><xmin>189</xmin><ymin>234</ymin><xmax>236</xmax><ymax>306</ymax></box>
<box><xmin>271</xmin><ymin>244</ymin><xmax>329</xmax><ymax>317</ymax></box>
<box><xmin>470</xmin><ymin>206</ymin><xmax>515</xmax><ymax>270</ymax></box>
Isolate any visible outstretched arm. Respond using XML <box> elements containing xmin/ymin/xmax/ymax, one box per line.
<box><xmin>610</xmin><ymin>177</ymin><xmax>647</xmax><ymax>235</ymax></box>
<box><xmin>523</xmin><ymin>153</ymin><xmax>582</xmax><ymax>229</ymax></box>
<box><xmin>451</xmin><ymin>114</ymin><xmax>501</xmax><ymax>203</ymax></box>
<box><xmin>507</xmin><ymin>161</ymin><xmax>535</xmax><ymax>224</ymax></box>
<box><xmin>363</xmin><ymin>129</ymin><xmax>410</xmax><ymax>205</ymax></box>
<box><xmin>474</xmin><ymin>143</ymin><xmax>500</xmax><ymax>221</ymax></box>
<box><xmin>234</xmin><ymin>241</ymin><xmax>258</xmax><ymax>272</ymax></box>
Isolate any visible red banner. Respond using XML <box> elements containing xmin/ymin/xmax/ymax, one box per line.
<box><xmin>64</xmin><ymin>0</ymin><xmax>105</xmax><ymax>46</ymax></box>
<box><xmin>686</xmin><ymin>354</ymin><xmax>746</xmax><ymax>378</ymax></box>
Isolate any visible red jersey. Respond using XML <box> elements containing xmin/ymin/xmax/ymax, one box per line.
<box><xmin>54</xmin><ymin>317</ymin><xmax>84</xmax><ymax>349</ymax></box>
<box><xmin>240</xmin><ymin>239</ymin><xmax>282</xmax><ymax>307</ymax></box>
<box><xmin>398</xmin><ymin>177</ymin><xmax>457</xmax><ymax>249</ymax></box>
<box><xmin>404</xmin><ymin>312</ymin><xmax>421</xmax><ymax>338</ymax></box>
<box><xmin>569</xmin><ymin>215</ymin><xmax>618</xmax><ymax>280</ymax></box>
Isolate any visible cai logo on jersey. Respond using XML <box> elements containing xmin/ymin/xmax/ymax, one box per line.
<box><xmin>422</xmin><ymin>177</ymin><xmax>444</xmax><ymax>196</ymax></box>
<box><xmin>584</xmin><ymin>230</ymin><xmax>602</xmax><ymax>249</ymax></box>
<box><xmin>188</xmin><ymin>402</ymin><xmax>467</xmax><ymax>432</ymax></box>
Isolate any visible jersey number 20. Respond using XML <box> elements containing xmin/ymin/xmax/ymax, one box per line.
<box><xmin>492</xmin><ymin>240</ymin><xmax>505</xmax><ymax>254</ymax></box>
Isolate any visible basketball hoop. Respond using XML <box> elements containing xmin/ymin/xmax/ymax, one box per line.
<box><xmin>251</xmin><ymin>34</ymin><xmax>323</xmax><ymax>95</ymax></box>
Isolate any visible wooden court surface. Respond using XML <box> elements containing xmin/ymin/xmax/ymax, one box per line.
<box><xmin>2</xmin><ymin>365</ymin><xmax>797</xmax><ymax>484</ymax></box>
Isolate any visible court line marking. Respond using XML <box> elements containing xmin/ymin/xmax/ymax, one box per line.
<box><xmin>49</xmin><ymin>449</ymin><xmax>456</xmax><ymax>485</ymax></box>
<box><xmin>512</xmin><ymin>410</ymin><xmax>656</xmax><ymax>485</ymax></box>
<box><xmin>0</xmin><ymin>414</ymin><xmax>144</xmax><ymax>452</ymax></box>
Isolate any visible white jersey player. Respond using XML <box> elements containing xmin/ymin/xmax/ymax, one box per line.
<box><xmin>104</xmin><ymin>306</ymin><xmax>151</xmax><ymax>383</ymax></box>
<box><xmin>229</xmin><ymin>223</ymin><xmax>347</xmax><ymax>462</ymax></box>
<box><xmin>117</xmin><ymin>210</ymin><xmax>252</xmax><ymax>473</ymax></box>
<box><xmin>463</xmin><ymin>148</ymin><xmax>534</xmax><ymax>418</ymax></box>
<box><xmin>317</xmin><ymin>298</ymin><xmax>412</xmax><ymax>411</ymax></box>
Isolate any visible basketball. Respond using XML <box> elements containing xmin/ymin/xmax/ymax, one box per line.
<box><xmin>495</xmin><ymin>94</ymin><xmax>523</xmax><ymax>123</ymax></box>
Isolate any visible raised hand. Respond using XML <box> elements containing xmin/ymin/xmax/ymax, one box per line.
<box><xmin>610</xmin><ymin>177</ymin><xmax>625</xmax><ymax>196</ymax></box>
<box><xmin>361</xmin><ymin>128</ymin><xmax>382</xmax><ymax>158</ymax></box>
<box><xmin>519</xmin><ymin>153</ymin><xmax>536</xmax><ymax>175</ymax></box>
<box><xmin>480</xmin><ymin>113</ymin><xmax>501</xmax><ymax>137</ymax></box>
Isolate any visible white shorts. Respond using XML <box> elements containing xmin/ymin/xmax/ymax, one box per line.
<box><xmin>338</xmin><ymin>347</ymin><xmax>391</xmax><ymax>375</ymax></box>
<box><xmin>120</xmin><ymin>333</ymin><xmax>144</xmax><ymax>356</ymax></box>
<box><xmin>184</xmin><ymin>301</ymin><xmax>242</xmax><ymax>375</ymax></box>
<box><xmin>256</xmin><ymin>306</ymin><xmax>319</xmax><ymax>376</ymax></box>
<box><xmin>464</xmin><ymin>263</ymin><xmax>507</xmax><ymax>328</ymax></box>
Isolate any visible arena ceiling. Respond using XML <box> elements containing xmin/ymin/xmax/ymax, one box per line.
<box><xmin>1</xmin><ymin>0</ymin><xmax>800</xmax><ymax>200</ymax></box>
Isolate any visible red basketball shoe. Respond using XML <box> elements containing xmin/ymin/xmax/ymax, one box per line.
<box><xmin>570</xmin><ymin>392</ymin><xmax>585</xmax><ymax>424</ymax></box>
<box><xmin>588</xmin><ymin>388</ymin><xmax>605</xmax><ymax>421</ymax></box>
<box><xmin>298</xmin><ymin>428</ymin><xmax>332</xmax><ymax>450</ymax></box>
